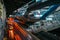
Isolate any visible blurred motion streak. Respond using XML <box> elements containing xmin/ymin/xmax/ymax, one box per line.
<box><xmin>7</xmin><ymin>17</ymin><xmax>31</xmax><ymax>40</ymax></box>
<box><xmin>13</xmin><ymin>22</ymin><xmax>28</xmax><ymax>37</ymax></box>
<box><xmin>8</xmin><ymin>29</ymin><xmax>14</xmax><ymax>39</ymax></box>
<box><xmin>15</xmin><ymin>34</ymin><xmax>22</xmax><ymax>40</ymax></box>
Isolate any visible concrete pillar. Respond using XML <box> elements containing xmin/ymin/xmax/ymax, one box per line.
<box><xmin>0</xmin><ymin>0</ymin><xmax>6</xmax><ymax>40</ymax></box>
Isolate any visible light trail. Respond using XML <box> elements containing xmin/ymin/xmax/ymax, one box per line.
<box><xmin>7</xmin><ymin>17</ymin><xmax>29</xmax><ymax>40</ymax></box>
<box><xmin>15</xmin><ymin>34</ymin><xmax>22</xmax><ymax>40</ymax></box>
<box><xmin>13</xmin><ymin>21</ymin><xmax>28</xmax><ymax>37</ymax></box>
